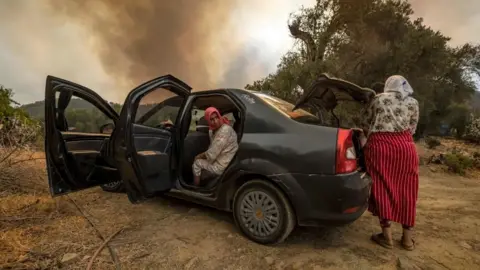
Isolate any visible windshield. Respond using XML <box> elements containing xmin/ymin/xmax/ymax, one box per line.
<box><xmin>252</xmin><ymin>92</ymin><xmax>319</xmax><ymax>121</ymax></box>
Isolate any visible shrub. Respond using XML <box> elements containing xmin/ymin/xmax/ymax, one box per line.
<box><xmin>425</xmin><ymin>137</ymin><xmax>441</xmax><ymax>149</ymax></box>
<box><xmin>464</xmin><ymin>113</ymin><xmax>480</xmax><ymax>144</ymax></box>
<box><xmin>444</xmin><ymin>149</ymin><xmax>474</xmax><ymax>175</ymax></box>
<box><xmin>473</xmin><ymin>152</ymin><xmax>480</xmax><ymax>170</ymax></box>
<box><xmin>446</xmin><ymin>103</ymin><xmax>470</xmax><ymax>138</ymax></box>
<box><xmin>0</xmin><ymin>86</ymin><xmax>42</xmax><ymax>168</ymax></box>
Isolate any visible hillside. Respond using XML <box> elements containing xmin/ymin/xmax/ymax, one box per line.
<box><xmin>20</xmin><ymin>97</ymin><xmax>179</xmax><ymax>133</ymax></box>
<box><xmin>22</xmin><ymin>90</ymin><xmax>480</xmax><ymax>120</ymax></box>
<box><xmin>21</xmin><ymin>98</ymin><xmax>97</xmax><ymax>120</ymax></box>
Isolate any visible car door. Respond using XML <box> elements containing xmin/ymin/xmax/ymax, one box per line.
<box><xmin>111</xmin><ymin>74</ymin><xmax>192</xmax><ymax>203</ymax></box>
<box><xmin>45</xmin><ymin>76</ymin><xmax>122</xmax><ymax>196</ymax></box>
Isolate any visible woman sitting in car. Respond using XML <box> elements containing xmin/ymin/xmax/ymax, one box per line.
<box><xmin>192</xmin><ymin>107</ymin><xmax>238</xmax><ymax>186</ymax></box>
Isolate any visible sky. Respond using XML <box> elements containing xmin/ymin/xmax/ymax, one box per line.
<box><xmin>0</xmin><ymin>0</ymin><xmax>479</xmax><ymax>105</ymax></box>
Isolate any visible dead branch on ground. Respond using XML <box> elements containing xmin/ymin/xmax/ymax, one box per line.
<box><xmin>67</xmin><ymin>195</ymin><xmax>122</xmax><ymax>270</ymax></box>
<box><xmin>86</xmin><ymin>228</ymin><xmax>124</xmax><ymax>270</ymax></box>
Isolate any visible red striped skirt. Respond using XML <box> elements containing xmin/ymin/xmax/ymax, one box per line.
<box><xmin>364</xmin><ymin>131</ymin><xmax>419</xmax><ymax>227</ymax></box>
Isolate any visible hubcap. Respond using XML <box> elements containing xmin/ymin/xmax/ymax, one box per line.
<box><xmin>240</xmin><ymin>191</ymin><xmax>280</xmax><ymax>237</ymax></box>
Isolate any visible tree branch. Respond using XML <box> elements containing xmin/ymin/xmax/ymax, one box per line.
<box><xmin>289</xmin><ymin>18</ymin><xmax>317</xmax><ymax>62</ymax></box>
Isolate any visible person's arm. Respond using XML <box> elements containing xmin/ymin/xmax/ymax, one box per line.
<box><xmin>205</xmin><ymin>127</ymin><xmax>231</xmax><ymax>163</ymax></box>
<box><xmin>195</xmin><ymin>152</ymin><xmax>206</xmax><ymax>160</ymax></box>
<box><xmin>360</xmin><ymin>98</ymin><xmax>376</xmax><ymax>134</ymax></box>
<box><xmin>409</xmin><ymin>100</ymin><xmax>420</xmax><ymax>135</ymax></box>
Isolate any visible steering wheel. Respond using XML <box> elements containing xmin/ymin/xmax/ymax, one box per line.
<box><xmin>155</xmin><ymin>121</ymin><xmax>174</xmax><ymax>130</ymax></box>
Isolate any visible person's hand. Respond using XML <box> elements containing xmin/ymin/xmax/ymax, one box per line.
<box><xmin>359</xmin><ymin>134</ymin><xmax>367</xmax><ymax>148</ymax></box>
<box><xmin>195</xmin><ymin>153</ymin><xmax>206</xmax><ymax>160</ymax></box>
<box><xmin>351</xmin><ymin>128</ymin><xmax>364</xmax><ymax>133</ymax></box>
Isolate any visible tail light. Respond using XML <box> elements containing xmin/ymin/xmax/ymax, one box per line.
<box><xmin>336</xmin><ymin>129</ymin><xmax>357</xmax><ymax>174</ymax></box>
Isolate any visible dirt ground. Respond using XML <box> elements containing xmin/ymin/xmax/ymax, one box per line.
<box><xmin>1</xmin><ymin>143</ymin><xmax>479</xmax><ymax>270</ymax></box>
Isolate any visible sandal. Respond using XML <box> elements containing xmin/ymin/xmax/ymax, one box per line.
<box><xmin>400</xmin><ymin>236</ymin><xmax>416</xmax><ymax>251</ymax></box>
<box><xmin>371</xmin><ymin>233</ymin><xmax>393</xmax><ymax>249</ymax></box>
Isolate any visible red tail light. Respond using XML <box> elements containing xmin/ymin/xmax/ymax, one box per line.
<box><xmin>336</xmin><ymin>129</ymin><xmax>357</xmax><ymax>174</ymax></box>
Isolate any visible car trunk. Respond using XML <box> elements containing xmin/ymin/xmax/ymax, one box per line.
<box><xmin>293</xmin><ymin>74</ymin><xmax>376</xmax><ymax>171</ymax></box>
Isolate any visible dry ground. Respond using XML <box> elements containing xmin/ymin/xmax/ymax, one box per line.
<box><xmin>1</xmin><ymin>142</ymin><xmax>479</xmax><ymax>270</ymax></box>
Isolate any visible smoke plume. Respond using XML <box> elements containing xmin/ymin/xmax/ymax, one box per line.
<box><xmin>0</xmin><ymin>0</ymin><xmax>478</xmax><ymax>104</ymax></box>
<box><xmin>45</xmin><ymin>0</ymin><xmax>246</xmax><ymax>90</ymax></box>
<box><xmin>409</xmin><ymin>0</ymin><xmax>480</xmax><ymax>46</ymax></box>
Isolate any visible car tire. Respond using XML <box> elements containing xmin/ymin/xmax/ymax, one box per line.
<box><xmin>233</xmin><ymin>180</ymin><xmax>296</xmax><ymax>245</ymax></box>
<box><xmin>100</xmin><ymin>180</ymin><xmax>125</xmax><ymax>193</ymax></box>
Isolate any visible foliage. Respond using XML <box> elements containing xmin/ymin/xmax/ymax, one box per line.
<box><xmin>464</xmin><ymin>113</ymin><xmax>480</xmax><ymax>143</ymax></box>
<box><xmin>473</xmin><ymin>151</ymin><xmax>480</xmax><ymax>170</ymax></box>
<box><xmin>61</xmin><ymin>99</ymin><xmax>178</xmax><ymax>133</ymax></box>
<box><xmin>245</xmin><ymin>0</ymin><xmax>480</xmax><ymax>136</ymax></box>
<box><xmin>425</xmin><ymin>137</ymin><xmax>441</xmax><ymax>149</ymax></box>
<box><xmin>64</xmin><ymin>105</ymin><xmax>115</xmax><ymax>133</ymax></box>
<box><xmin>446</xmin><ymin>103</ymin><xmax>471</xmax><ymax>138</ymax></box>
<box><xmin>444</xmin><ymin>149</ymin><xmax>474</xmax><ymax>175</ymax></box>
<box><xmin>0</xmin><ymin>85</ymin><xmax>42</xmax><ymax>168</ymax></box>
<box><xmin>0</xmin><ymin>86</ymin><xmax>41</xmax><ymax>147</ymax></box>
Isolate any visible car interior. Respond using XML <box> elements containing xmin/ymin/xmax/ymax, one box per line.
<box><xmin>53</xmin><ymin>90</ymin><xmax>121</xmax><ymax>192</ymax></box>
<box><xmin>130</xmin><ymin>95</ymin><xmax>186</xmax><ymax>192</ymax></box>
<box><xmin>53</xmin><ymin>87</ymin><xmax>242</xmax><ymax>194</ymax></box>
<box><xmin>179</xmin><ymin>94</ymin><xmax>242</xmax><ymax>190</ymax></box>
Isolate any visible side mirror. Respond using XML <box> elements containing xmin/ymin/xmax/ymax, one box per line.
<box><xmin>100</xmin><ymin>123</ymin><xmax>115</xmax><ymax>134</ymax></box>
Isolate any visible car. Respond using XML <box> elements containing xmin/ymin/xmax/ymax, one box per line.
<box><xmin>44</xmin><ymin>73</ymin><xmax>374</xmax><ymax>245</ymax></box>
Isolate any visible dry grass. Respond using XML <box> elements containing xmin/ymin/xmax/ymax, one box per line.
<box><xmin>1</xmin><ymin>143</ymin><xmax>479</xmax><ymax>269</ymax></box>
<box><xmin>0</xmin><ymin>150</ymin><xmax>118</xmax><ymax>270</ymax></box>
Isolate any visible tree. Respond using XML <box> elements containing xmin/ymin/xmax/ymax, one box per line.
<box><xmin>446</xmin><ymin>103</ymin><xmax>471</xmax><ymax>138</ymax></box>
<box><xmin>246</xmin><ymin>0</ymin><xmax>480</xmax><ymax>136</ymax></box>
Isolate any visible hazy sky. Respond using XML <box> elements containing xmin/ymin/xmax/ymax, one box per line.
<box><xmin>0</xmin><ymin>0</ymin><xmax>479</xmax><ymax>105</ymax></box>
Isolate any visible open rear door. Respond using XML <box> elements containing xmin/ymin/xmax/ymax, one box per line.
<box><xmin>111</xmin><ymin>74</ymin><xmax>192</xmax><ymax>203</ymax></box>
<box><xmin>45</xmin><ymin>76</ymin><xmax>121</xmax><ymax>196</ymax></box>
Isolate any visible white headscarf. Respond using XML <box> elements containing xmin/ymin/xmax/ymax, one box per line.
<box><xmin>384</xmin><ymin>75</ymin><xmax>414</xmax><ymax>99</ymax></box>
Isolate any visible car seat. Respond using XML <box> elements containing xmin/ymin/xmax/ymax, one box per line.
<box><xmin>182</xmin><ymin>116</ymin><xmax>210</xmax><ymax>184</ymax></box>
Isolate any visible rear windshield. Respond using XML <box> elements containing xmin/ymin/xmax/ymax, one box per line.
<box><xmin>252</xmin><ymin>92</ymin><xmax>321</xmax><ymax>124</ymax></box>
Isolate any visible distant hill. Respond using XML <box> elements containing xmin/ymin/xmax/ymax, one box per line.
<box><xmin>20</xmin><ymin>98</ymin><xmax>177</xmax><ymax>124</ymax></box>
<box><xmin>21</xmin><ymin>98</ymin><xmax>96</xmax><ymax>120</ymax></box>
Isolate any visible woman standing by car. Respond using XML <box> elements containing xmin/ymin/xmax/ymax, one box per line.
<box><xmin>362</xmin><ymin>75</ymin><xmax>420</xmax><ymax>250</ymax></box>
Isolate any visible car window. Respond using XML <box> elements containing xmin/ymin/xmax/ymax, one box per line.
<box><xmin>135</xmin><ymin>90</ymin><xmax>185</xmax><ymax>128</ymax></box>
<box><xmin>189</xmin><ymin>108</ymin><xmax>235</xmax><ymax>132</ymax></box>
<box><xmin>189</xmin><ymin>108</ymin><xmax>205</xmax><ymax>131</ymax></box>
<box><xmin>252</xmin><ymin>92</ymin><xmax>318</xmax><ymax>120</ymax></box>
<box><xmin>56</xmin><ymin>92</ymin><xmax>114</xmax><ymax>133</ymax></box>
<box><xmin>223</xmin><ymin>112</ymin><xmax>236</xmax><ymax>126</ymax></box>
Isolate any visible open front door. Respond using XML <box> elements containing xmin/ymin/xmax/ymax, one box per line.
<box><xmin>112</xmin><ymin>74</ymin><xmax>192</xmax><ymax>203</ymax></box>
<box><xmin>45</xmin><ymin>76</ymin><xmax>121</xmax><ymax>196</ymax></box>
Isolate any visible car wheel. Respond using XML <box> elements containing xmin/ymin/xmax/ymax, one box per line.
<box><xmin>233</xmin><ymin>180</ymin><xmax>296</xmax><ymax>245</ymax></box>
<box><xmin>100</xmin><ymin>180</ymin><xmax>125</xmax><ymax>193</ymax></box>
